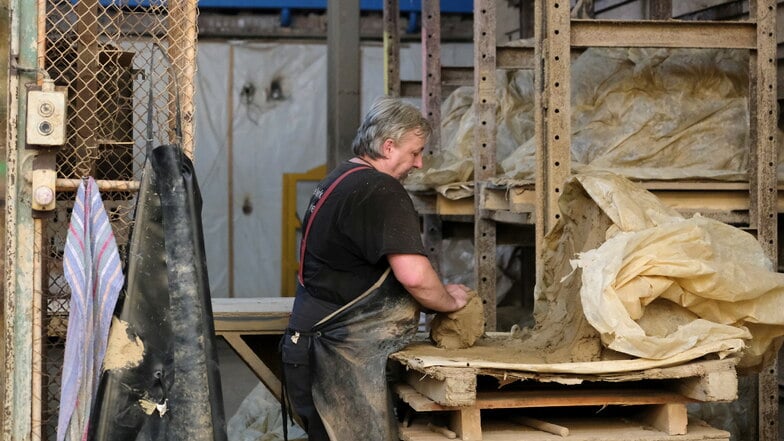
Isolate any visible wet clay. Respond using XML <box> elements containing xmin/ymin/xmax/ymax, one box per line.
<box><xmin>430</xmin><ymin>290</ymin><xmax>485</xmax><ymax>349</ymax></box>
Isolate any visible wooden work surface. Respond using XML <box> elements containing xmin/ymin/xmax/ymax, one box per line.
<box><xmin>212</xmin><ymin>297</ymin><xmax>293</xmax><ymax>334</ymax></box>
<box><xmin>211</xmin><ymin>297</ymin><xmax>294</xmax><ymax>404</ymax></box>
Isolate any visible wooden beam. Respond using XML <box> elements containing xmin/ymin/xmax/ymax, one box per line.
<box><xmin>637</xmin><ymin>403</ymin><xmax>688</xmax><ymax>436</ymax></box>
<box><xmin>450</xmin><ymin>408</ymin><xmax>482</xmax><ymax>441</ymax></box>
<box><xmin>676</xmin><ymin>368</ymin><xmax>738</xmax><ymax>402</ymax></box>
<box><xmin>571</xmin><ymin>19</ymin><xmax>757</xmax><ymax>48</ymax></box>
<box><xmin>406</xmin><ymin>369</ymin><xmax>477</xmax><ymax>407</ymax></box>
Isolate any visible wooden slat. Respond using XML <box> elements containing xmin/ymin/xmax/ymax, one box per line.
<box><xmin>571</xmin><ymin>19</ymin><xmax>757</xmax><ymax>48</ymax></box>
<box><xmin>396</xmin><ymin>383</ymin><xmax>694</xmax><ymax>411</ymax></box>
<box><xmin>400</xmin><ymin>418</ymin><xmax>731</xmax><ymax>441</ymax></box>
<box><xmin>473</xmin><ymin>388</ymin><xmax>694</xmax><ymax>409</ymax></box>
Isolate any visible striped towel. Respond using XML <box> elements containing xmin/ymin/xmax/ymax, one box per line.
<box><xmin>57</xmin><ymin>177</ymin><xmax>124</xmax><ymax>441</ymax></box>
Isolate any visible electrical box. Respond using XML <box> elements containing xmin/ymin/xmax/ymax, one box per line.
<box><xmin>26</xmin><ymin>79</ymin><xmax>67</xmax><ymax>147</ymax></box>
<box><xmin>32</xmin><ymin>154</ymin><xmax>57</xmax><ymax>214</ymax></box>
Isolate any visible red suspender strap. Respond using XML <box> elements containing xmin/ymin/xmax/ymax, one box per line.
<box><xmin>298</xmin><ymin>165</ymin><xmax>370</xmax><ymax>285</ymax></box>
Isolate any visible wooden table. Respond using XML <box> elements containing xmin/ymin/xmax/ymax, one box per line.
<box><xmin>212</xmin><ymin>297</ymin><xmax>294</xmax><ymax>403</ymax></box>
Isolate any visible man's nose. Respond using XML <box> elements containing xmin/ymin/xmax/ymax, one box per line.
<box><xmin>413</xmin><ymin>156</ymin><xmax>423</xmax><ymax>169</ymax></box>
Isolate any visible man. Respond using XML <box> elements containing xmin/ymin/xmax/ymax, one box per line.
<box><xmin>282</xmin><ymin>97</ymin><xmax>470</xmax><ymax>441</ymax></box>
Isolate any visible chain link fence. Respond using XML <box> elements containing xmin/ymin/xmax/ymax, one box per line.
<box><xmin>39</xmin><ymin>1</ymin><xmax>197</xmax><ymax>438</ymax></box>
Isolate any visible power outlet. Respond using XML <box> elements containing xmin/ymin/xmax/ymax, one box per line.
<box><xmin>26</xmin><ymin>80</ymin><xmax>67</xmax><ymax>146</ymax></box>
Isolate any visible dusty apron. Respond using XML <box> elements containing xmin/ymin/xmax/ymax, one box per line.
<box><xmin>283</xmin><ymin>164</ymin><xmax>420</xmax><ymax>440</ymax></box>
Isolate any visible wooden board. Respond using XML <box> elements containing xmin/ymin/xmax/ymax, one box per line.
<box><xmin>399</xmin><ymin>418</ymin><xmax>730</xmax><ymax>441</ymax></box>
<box><xmin>396</xmin><ymin>383</ymin><xmax>693</xmax><ymax>412</ymax></box>
<box><xmin>212</xmin><ymin>297</ymin><xmax>293</xmax><ymax>334</ymax></box>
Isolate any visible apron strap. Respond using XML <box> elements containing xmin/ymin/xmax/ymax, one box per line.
<box><xmin>298</xmin><ymin>165</ymin><xmax>370</xmax><ymax>286</ymax></box>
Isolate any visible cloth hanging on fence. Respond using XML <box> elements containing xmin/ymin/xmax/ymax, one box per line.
<box><xmin>57</xmin><ymin>177</ymin><xmax>125</xmax><ymax>441</ymax></box>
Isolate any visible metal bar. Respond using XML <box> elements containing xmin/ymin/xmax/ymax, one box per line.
<box><xmin>571</xmin><ymin>19</ymin><xmax>757</xmax><ymax>49</ymax></box>
<box><xmin>422</xmin><ymin>0</ymin><xmax>443</xmax><ymax>274</ymax></box>
<box><xmin>473</xmin><ymin>0</ymin><xmax>497</xmax><ymax>330</ymax></box>
<box><xmin>441</xmin><ymin>66</ymin><xmax>474</xmax><ymax>84</ymax></box>
<box><xmin>383</xmin><ymin>0</ymin><xmax>400</xmax><ymax>96</ymax></box>
<box><xmin>422</xmin><ymin>0</ymin><xmax>441</xmax><ymax>154</ymax></box>
<box><xmin>533</xmin><ymin>0</ymin><xmax>544</xmax><ymax>287</ymax></box>
<box><xmin>543</xmin><ymin>0</ymin><xmax>571</xmax><ymax>233</ymax></box>
<box><xmin>31</xmin><ymin>219</ymin><xmax>42</xmax><ymax>441</ymax></box>
<box><xmin>400</xmin><ymin>81</ymin><xmax>461</xmax><ymax>99</ymax></box>
<box><xmin>5</xmin><ymin>0</ymin><xmax>37</xmax><ymax>438</ymax></box>
<box><xmin>497</xmin><ymin>45</ymin><xmax>536</xmax><ymax>69</ymax></box>
<box><xmin>167</xmin><ymin>0</ymin><xmax>198</xmax><ymax>158</ymax></box>
<box><xmin>74</xmin><ymin>0</ymin><xmax>101</xmax><ymax>177</ymax></box>
<box><xmin>752</xmin><ymin>0</ymin><xmax>779</xmax><ymax>439</ymax></box>
<box><xmin>55</xmin><ymin>179</ymin><xmax>140</xmax><ymax>192</ymax></box>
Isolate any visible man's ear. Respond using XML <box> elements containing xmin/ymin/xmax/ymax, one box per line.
<box><xmin>382</xmin><ymin>138</ymin><xmax>395</xmax><ymax>155</ymax></box>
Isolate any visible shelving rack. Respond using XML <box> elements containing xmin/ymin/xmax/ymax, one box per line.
<box><xmin>384</xmin><ymin>0</ymin><xmax>779</xmax><ymax>439</ymax></box>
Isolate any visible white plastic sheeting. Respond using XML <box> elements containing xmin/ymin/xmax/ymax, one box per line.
<box><xmin>194</xmin><ymin>41</ymin><xmax>472</xmax><ymax>298</ymax></box>
<box><xmin>570</xmin><ymin>172</ymin><xmax>784</xmax><ymax>369</ymax></box>
<box><xmin>227</xmin><ymin>383</ymin><xmax>306</xmax><ymax>441</ymax></box>
<box><xmin>407</xmin><ymin>47</ymin><xmax>784</xmax><ymax>193</ymax></box>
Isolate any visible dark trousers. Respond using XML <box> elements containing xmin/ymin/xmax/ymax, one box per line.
<box><xmin>282</xmin><ymin>341</ymin><xmax>330</xmax><ymax>441</ymax></box>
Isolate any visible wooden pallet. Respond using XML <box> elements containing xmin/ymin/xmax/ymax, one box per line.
<box><xmin>392</xmin><ymin>352</ymin><xmax>738</xmax><ymax>441</ymax></box>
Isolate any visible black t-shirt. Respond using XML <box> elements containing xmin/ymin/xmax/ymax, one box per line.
<box><xmin>300</xmin><ymin>161</ymin><xmax>426</xmax><ymax>305</ymax></box>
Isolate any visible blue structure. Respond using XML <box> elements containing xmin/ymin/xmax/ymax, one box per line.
<box><xmin>96</xmin><ymin>1</ymin><xmax>473</xmax><ymax>13</ymax></box>
<box><xmin>196</xmin><ymin>1</ymin><xmax>473</xmax><ymax>13</ymax></box>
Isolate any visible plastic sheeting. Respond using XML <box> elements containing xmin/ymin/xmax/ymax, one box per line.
<box><xmin>194</xmin><ymin>41</ymin><xmax>472</xmax><ymax>298</ymax></box>
<box><xmin>569</xmin><ymin>172</ymin><xmax>784</xmax><ymax>370</ymax></box>
<box><xmin>227</xmin><ymin>384</ymin><xmax>305</xmax><ymax>441</ymax></box>
<box><xmin>406</xmin><ymin>47</ymin><xmax>784</xmax><ymax>192</ymax></box>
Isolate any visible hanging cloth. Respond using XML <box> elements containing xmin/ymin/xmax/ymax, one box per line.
<box><xmin>57</xmin><ymin>177</ymin><xmax>125</xmax><ymax>441</ymax></box>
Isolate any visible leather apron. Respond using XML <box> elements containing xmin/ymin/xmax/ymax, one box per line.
<box><xmin>283</xmin><ymin>164</ymin><xmax>420</xmax><ymax>440</ymax></box>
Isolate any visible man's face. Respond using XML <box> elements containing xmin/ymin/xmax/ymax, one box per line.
<box><xmin>384</xmin><ymin>129</ymin><xmax>426</xmax><ymax>180</ymax></box>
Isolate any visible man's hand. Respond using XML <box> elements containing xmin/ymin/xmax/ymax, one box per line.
<box><xmin>445</xmin><ymin>284</ymin><xmax>470</xmax><ymax>310</ymax></box>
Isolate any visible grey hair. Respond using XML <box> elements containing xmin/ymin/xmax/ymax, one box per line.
<box><xmin>351</xmin><ymin>97</ymin><xmax>432</xmax><ymax>159</ymax></box>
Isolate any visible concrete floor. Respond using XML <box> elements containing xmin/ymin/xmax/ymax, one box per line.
<box><xmin>216</xmin><ymin>338</ymin><xmax>261</xmax><ymax>420</ymax></box>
